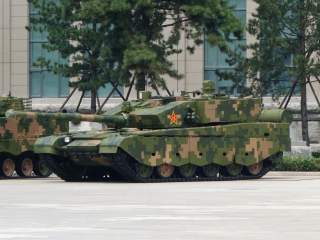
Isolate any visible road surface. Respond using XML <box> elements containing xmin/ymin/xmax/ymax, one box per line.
<box><xmin>0</xmin><ymin>172</ymin><xmax>319</xmax><ymax>240</ymax></box>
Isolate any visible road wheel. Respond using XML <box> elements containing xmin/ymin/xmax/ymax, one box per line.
<box><xmin>224</xmin><ymin>164</ymin><xmax>243</xmax><ymax>177</ymax></box>
<box><xmin>0</xmin><ymin>158</ymin><xmax>15</xmax><ymax>178</ymax></box>
<box><xmin>178</xmin><ymin>164</ymin><xmax>197</xmax><ymax>178</ymax></box>
<box><xmin>202</xmin><ymin>164</ymin><xmax>220</xmax><ymax>178</ymax></box>
<box><xmin>246</xmin><ymin>162</ymin><xmax>263</xmax><ymax>176</ymax></box>
<box><xmin>156</xmin><ymin>164</ymin><xmax>175</xmax><ymax>179</ymax></box>
<box><xmin>16</xmin><ymin>157</ymin><xmax>33</xmax><ymax>177</ymax></box>
<box><xmin>135</xmin><ymin>163</ymin><xmax>153</xmax><ymax>179</ymax></box>
<box><xmin>33</xmin><ymin>159</ymin><xmax>53</xmax><ymax>177</ymax></box>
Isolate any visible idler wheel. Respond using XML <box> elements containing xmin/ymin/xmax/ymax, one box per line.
<box><xmin>0</xmin><ymin>158</ymin><xmax>15</xmax><ymax>178</ymax></box>
<box><xmin>135</xmin><ymin>163</ymin><xmax>153</xmax><ymax>179</ymax></box>
<box><xmin>156</xmin><ymin>164</ymin><xmax>175</xmax><ymax>178</ymax></box>
<box><xmin>202</xmin><ymin>164</ymin><xmax>220</xmax><ymax>178</ymax></box>
<box><xmin>224</xmin><ymin>164</ymin><xmax>243</xmax><ymax>177</ymax></box>
<box><xmin>247</xmin><ymin>162</ymin><xmax>263</xmax><ymax>176</ymax></box>
<box><xmin>33</xmin><ymin>159</ymin><xmax>53</xmax><ymax>177</ymax></box>
<box><xmin>178</xmin><ymin>164</ymin><xmax>197</xmax><ymax>178</ymax></box>
<box><xmin>16</xmin><ymin>157</ymin><xmax>33</xmax><ymax>177</ymax></box>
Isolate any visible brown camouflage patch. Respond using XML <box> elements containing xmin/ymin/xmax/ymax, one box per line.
<box><xmin>179</xmin><ymin>131</ymin><xmax>200</xmax><ymax>159</ymax></box>
<box><xmin>148</xmin><ymin>151</ymin><xmax>161</xmax><ymax>166</ymax></box>
<box><xmin>250</xmin><ymin>103</ymin><xmax>262</xmax><ymax>118</ymax></box>
<box><xmin>204</xmin><ymin>101</ymin><xmax>220</xmax><ymax>122</ymax></box>
<box><xmin>245</xmin><ymin>138</ymin><xmax>274</xmax><ymax>161</ymax></box>
<box><xmin>163</xmin><ymin>144</ymin><xmax>173</xmax><ymax>164</ymax></box>
<box><xmin>226</xmin><ymin>147</ymin><xmax>236</xmax><ymax>162</ymax></box>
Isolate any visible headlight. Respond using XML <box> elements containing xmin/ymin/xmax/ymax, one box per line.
<box><xmin>64</xmin><ymin>136</ymin><xmax>72</xmax><ymax>143</ymax></box>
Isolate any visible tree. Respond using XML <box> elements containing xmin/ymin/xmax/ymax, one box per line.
<box><xmin>29</xmin><ymin>0</ymin><xmax>242</xmax><ymax>112</ymax></box>
<box><xmin>228</xmin><ymin>0</ymin><xmax>320</xmax><ymax>145</ymax></box>
<box><xmin>29</xmin><ymin>0</ymin><xmax>128</xmax><ymax>113</ymax></box>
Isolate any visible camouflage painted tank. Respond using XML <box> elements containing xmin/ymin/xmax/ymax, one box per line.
<box><xmin>8</xmin><ymin>81</ymin><xmax>292</xmax><ymax>182</ymax></box>
<box><xmin>0</xmin><ymin>97</ymin><xmax>69</xmax><ymax>178</ymax></box>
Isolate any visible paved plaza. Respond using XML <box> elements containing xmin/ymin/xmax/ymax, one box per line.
<box><xmin>0</xmin><ymin>172</ymin><xmax>320</xmax><ymax>240</ymax></box>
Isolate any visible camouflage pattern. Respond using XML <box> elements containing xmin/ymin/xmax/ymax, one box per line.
<box><xmin>0</xmin><ymin>97</ymin><xmax>24</xmax><ymax>116</ymax></box>
<box><xmin>0</xmin><ymin>112</ymin><xmax>69</xmax><ymax>156</ymax></box>
<box><xmin>0</xmin><ymin>97</ymin><xmax>69</xmax><ymax>178</ymax></box>
<box><xmin>10</xmin><ymin>84</ymin><xmax>292</xmax><ymax>182</ymax></box>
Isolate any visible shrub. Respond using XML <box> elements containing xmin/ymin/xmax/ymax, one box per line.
<box><xmin>273</xmin><ymin>155</ymin><xmax>320</xmax><ymax>171</ymax></box>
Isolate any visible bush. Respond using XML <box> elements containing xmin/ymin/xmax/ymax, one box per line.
<box><xmin>273</xmin><ymin>155</ymin><xmax>320</xmax><ymax>171</ymax></box>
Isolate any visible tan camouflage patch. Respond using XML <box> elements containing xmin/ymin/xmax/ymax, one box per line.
<box><xmin>163</xmin><ymin>144</ymin><xmax>173</xmax><ymax>164</ymax></box>
<box><xmin>28</xmin><ymin>118</ymin><xmax>46</xmax><ymax>137</ymax></box>
<box><xmin>226</xmin><ymin>147</ymin><xmax>236</xmax><ymax>162</ymax></box>
<box><xmin>204</xmin><ymin>101</ymin><xmax>220</xmax><ymax>121</ymax></box>
<box><xmin>148</xmin><ymin>151</ymin><xmax>161</xmax><ymax>166</ymax></box>
<box><xmin>146</xmin><ymin>99</ymin><xmax>163</xmax><ymax>108</ymax></box>
<box><xmin>179</xmin><ymin>131</ymin><xmax>200</xmax><ymax>159</ymax></box>
<box><xmin>232</xmin><ymin>102</ymin><xmax>240</xmax><ymax>111</ymax></box>
<box><xmin>245</xmin><ymin>138</ymin><xmax>274</xmax><ymax>161</ymax></box>
<box><xmin>250</xmin><ymin>103</ymin><xmax>262</xmax><ymax>118</ymax></box>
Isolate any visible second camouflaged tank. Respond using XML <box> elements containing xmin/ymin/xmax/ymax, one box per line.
<box><xmin>0</xmin><ymin>97</ymin><xmax>69</xmax><ymax>178</ymax></box>
<box><xmin>7</xmin><ymin>82</ymin><xmax>292</xmax><ymax>182</ymax></box>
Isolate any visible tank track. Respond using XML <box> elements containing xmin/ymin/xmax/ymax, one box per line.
<box><xmin>108</xmin><ymin>150</ymin><xmax>272</xmax><ymax>183</ymax></box>
<box><xmin>43</xmin><ymin>150</ymin><xmax>276</xmax><ymax>183</ymax></box>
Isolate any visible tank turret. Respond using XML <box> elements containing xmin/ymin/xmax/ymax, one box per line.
<box><xmin>6</xmin><ymin>96</ymin><xmax>291</xmax><ymax>130</ymax></box>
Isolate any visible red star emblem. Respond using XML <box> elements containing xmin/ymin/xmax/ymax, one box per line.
<box><xmin>168</xmin><ymin>111</ymin><xmax>178</xmax><ymax>125</ymax></box>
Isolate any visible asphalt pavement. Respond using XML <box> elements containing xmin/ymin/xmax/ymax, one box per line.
<box><xmin>0</xmin><ymin>172</ymin><xmax>320</xmax><ymax>240</ymax></box>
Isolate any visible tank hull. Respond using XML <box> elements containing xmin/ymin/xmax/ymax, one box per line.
<box><xmin>0</xmin><ymin>115</ymin><xmax>68</xmax><ymax>179</ymax></box>
<box><xmin>36</xmin><ymin>122</ymin><xmax>290</xmax><ymax>182</ymax></box>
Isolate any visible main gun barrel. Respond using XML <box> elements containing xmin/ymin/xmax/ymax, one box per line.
<box><xmin>5</xmin><ymin>110</ymin><xmax>128</xmax><ymax>129</ymax></box>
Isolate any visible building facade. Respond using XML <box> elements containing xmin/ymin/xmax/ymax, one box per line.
<box><xmin>0</xmin><ymin>0</ymin><xmax>29</xmax><ymax>97</ymax></box>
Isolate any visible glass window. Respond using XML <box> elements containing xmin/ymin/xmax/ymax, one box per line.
<box><xmin>29</xmin><ymin>1</ymin><xmax>69</xmax><ymax>98</ymax></box>
<box><xmin>84</xmin><ymin>83</ymin><xmax>123</xmax><ymax>98</ymax></box>
<box><xmin>228</xmin><ymin>0</ymin><xmax>246</xmax><ymax>9</ymax></box>
<box><xmin>204</xmin><ymin>0</ymin><xmax>246</xmax><ymax>95</ymax></box>
<box><xmin>60</xmin><ymin>77</ymin><xmax>70</xmax><ymax>97</ymax></box>
<box><xmin>43</xmin><ymin>72</ymin><xmax>60</xmax><ymax>97</ymax></box>
<box><xmin>30</xmin><ymin>72</ymin><xmax>42</xmax><ymax>97</ymax></box>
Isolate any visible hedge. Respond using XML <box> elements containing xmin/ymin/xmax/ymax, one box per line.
<box><xmin>273</xmin><ymin>155</ymin><xmax>320</xmax><ymax>171</ymax></box>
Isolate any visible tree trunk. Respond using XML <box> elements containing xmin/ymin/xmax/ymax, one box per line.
<box><xmin>300</xmin><ymin>79</ymin><xmax>310</xmax><ymax>145</ymax></box>
<box><xmin>91</xmin><ymin>89</ymin><xmax>97</xmax><ymax>113</ymax></box>
<box><xmin>136</xmin><ymin>74</ymin><xmax>146</xmax><ymax>99</ymax></box>
<box><xmin>298</xmin><ymin>0</ymin><xmax>310</xmax><ymax>146</ymax></box>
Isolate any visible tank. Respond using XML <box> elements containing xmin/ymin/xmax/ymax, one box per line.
<box><xmin>7</xmin><ymin>81</ymin><xmax>292</xmax><ymax>182</ymax></box>
<box><xmin>0</xmin><ymin>97</ymin><xmax>69</xmax><ymax>179</ymax></box>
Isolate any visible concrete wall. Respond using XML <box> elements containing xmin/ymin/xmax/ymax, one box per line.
<box><xmin>164</xmin><ymin>31</ymin><xmax>204</xmax><ymax>95</ymax></box>
<box><xmin>0</xmin><ymin>0</ymin><xmax>29</xmax><ymax>97</ymax></box>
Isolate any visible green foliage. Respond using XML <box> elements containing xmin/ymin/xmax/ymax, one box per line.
<box><xmin>273</xmin><ymin>155</ymin><xmax>320</xmax><ymax>171</ymax></box>
<box><xmin>29</xmin><ymin>0</ymin><xmax>127</xmax><ymax>94</ymax></box>
<box><xmin>29</xmin><ymin>0</ymin><xmax>242</xmax><ymax>98</ymax></box>
<box><xmin>225</xmin><ymin>0</ymin><xmax>320</xmax><ymax>98</ymax></box>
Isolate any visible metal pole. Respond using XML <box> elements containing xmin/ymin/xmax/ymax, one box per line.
<box><xmin>97</xmin><ymin>86</ymin><xmax>118</xmax><ymax>114</ymax></box>
<box><xmin>307</xmin><ymin>78</ymin><xmax>320</xmax><ymax>108</ymax></box>
<box><xmin>284</xmin><ymin>80</ymin><xmax>298</xmax><ymax>109</ymax></box>
<box><xmin>59</xmin><ymin>87</ymin><xmax>77</xmax><ymax>112</ymax></box>
<box><xmin>76</xmin><ymin>91</ymin><xmax>85</xmax><ymax>112</ymax></box>
<box><xmin>125</xmin><ymin>76</ymin><xmax>135</xmax><ymax>101</ymax></box>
